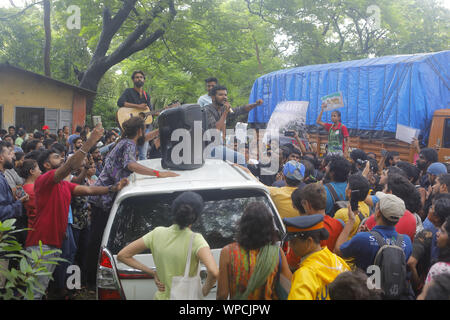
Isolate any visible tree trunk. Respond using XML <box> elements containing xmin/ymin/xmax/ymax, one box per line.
<box><xmin>78</xmin><ymin>0</ymin><xmax>177</xmax><ymax>115</ymax></box>
<box><xmin>43</xmin><ymin>0</ymin><xmax>51</xmax><ymax>77</ymax></box>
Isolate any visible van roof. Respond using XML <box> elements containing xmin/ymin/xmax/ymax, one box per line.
<box><xmin>115</xmin><ymin>158</ymin><xmax>270</xmax><ymax>202</ymax></box>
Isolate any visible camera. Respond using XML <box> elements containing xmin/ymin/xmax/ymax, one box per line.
<box><xmin>284</xmin><ymin>130</ymin><xmax>296</xmax><ymax>137</ymax></box>
<box><xmin>356</xmin><ymin>159</ymin><xmax>368</xmax><ymax>166</ymax></box>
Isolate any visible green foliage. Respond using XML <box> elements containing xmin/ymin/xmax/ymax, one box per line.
<box><xmin>0</xmin><ymin>219</ymin><xmax>65</xmax><ymax>300</ymax></box>
<box><xmin>0</xmin><ymin>0</ymin><xmax>448</xmax><ymax>130</ymax></box>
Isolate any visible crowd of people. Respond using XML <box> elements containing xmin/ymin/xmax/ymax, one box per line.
<box><xmin>0</xmin><ymin>71</ymin><xmax>449</xmax><ymax>301</ymax></box>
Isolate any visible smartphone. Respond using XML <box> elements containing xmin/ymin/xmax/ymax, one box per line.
<box><xmin>16</xmin><ymin>186</ymin><xmax>27</xmax><ymax>199</ymax></box>
<box><xmin>381</xmin><ymin>149</ymin><xmax>388</xmax><ymax>157</ymax></box>
<box><xmin>284</xmin><ymin>131</ymin><xmax>296</xmax><ymax>137</ymax></box>
<box><xmin>350</xmin><ymin>190</ymin><xmax>360</xmax><ymax>211</ymax></box>
<box><xmin>436</xmin><ymin>138</ymin><xmax>441</xmax><ymax>147</ymax></box>
<box><xmin>93</xmin><ymin>116</ymin><xmax>102</xmax><ymax>127</ymax></box>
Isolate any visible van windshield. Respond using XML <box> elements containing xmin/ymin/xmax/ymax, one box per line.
<box><xmin>107</xmin><ymin>189</ymin><xmax>283</xmax><ymax>254</ymax></box>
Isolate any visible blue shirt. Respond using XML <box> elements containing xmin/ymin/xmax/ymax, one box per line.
<box><xmin>0</xmin><ymin>172</ymin><xmax>23</xmax><ymax>222</ymax></box>
<box><xmin>324</xmin><ymin>181</ymin><xmax>347</xmax><ymax>216</ymax></box>
<box><xmin>339</xmin><ymin>225</ymin><xmax>413</xmax><ymax>273</ymax></box>
<box><xmin>422</xmin><ymin>218</ymin><xmax>440</xmax><ymax>264</ymax></box>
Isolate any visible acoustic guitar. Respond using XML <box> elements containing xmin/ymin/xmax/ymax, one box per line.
<box><xmin>117</xmin><ymin>100</ymin><xmax>180</xmax><ymax>129</ymax></box>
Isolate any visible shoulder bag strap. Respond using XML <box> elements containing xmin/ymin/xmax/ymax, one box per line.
<box><xmin>184</xmin><ymin>233</ymin><xmax>196</xmax><ymax>278</ymax></box>
<box><xmin>395</xmin><ymin>234</ymin><xmax>404</xmax><ymax>248</ymax></box>
<box><xmin>357</xmin><ymin>211</ymin><xmax>365</xmax><ymax>222</ymax></box>
<box><xmin>369</xmin><ymin>230</ymin><xmax>387</xmax><ymax>248</ymax></box>
<box><xmin>326</xmin><ymin>183</ymin><xmax>339</xmax><ymax>203</ymax></box>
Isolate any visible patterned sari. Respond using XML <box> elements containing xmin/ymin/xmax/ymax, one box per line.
<box><xmin>225</xmin><ymin>242</ymin><xmax>280</xmax><ymax>300</ymax></box>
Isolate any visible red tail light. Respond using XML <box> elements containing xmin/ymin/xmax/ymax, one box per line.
<box><xmin>100</xmin><ymin>250</ymin><xmax>113</xmax><ymax>268</ymax></box>
<box><xmin>97</xmin><ymin>248</ymin><xmax>124</xmax><ymax>300</ymax></box>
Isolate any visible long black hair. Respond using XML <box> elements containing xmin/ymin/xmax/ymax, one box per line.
<box><xmin>236</xmin><ymin>202</ymin><xmax>276</xmax><ymax>251</ymax></box>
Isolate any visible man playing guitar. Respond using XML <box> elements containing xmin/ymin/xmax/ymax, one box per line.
<box><xmin>117</xmin><ymin>70</ymin><xmax>152</xmax><ymax>112</ymax></box>
<box><xmin>117</xmin><ymin>70</ymin><xmax>155</xmax><ymax>160</ymax></box>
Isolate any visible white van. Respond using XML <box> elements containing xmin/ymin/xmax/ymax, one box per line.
<box><xmin>96</xmin><ymin>158</ymin><xmax>286</xmax><ymax>300</ymax></box>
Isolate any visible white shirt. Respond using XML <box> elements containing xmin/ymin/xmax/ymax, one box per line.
<box><xmin>197</xmin><ymin>94</ymin><xmax>212</xmax><ymax>108</ymax></box>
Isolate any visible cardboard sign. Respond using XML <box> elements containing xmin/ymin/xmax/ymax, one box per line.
<box><xmin>321</xmin><ymin>92</ymin><xmax>344</xmax><ymax>111</ymax></box>
<box><xmin>396</xmin><ymin>123</ymin><xmax>420</xmax><ymax>144</ymax></box>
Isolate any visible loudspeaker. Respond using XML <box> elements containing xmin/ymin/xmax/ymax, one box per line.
<box><xmin>158</xmin><ymin>104</ymin><xmax>205</xmax><ymax>170</ymax></box>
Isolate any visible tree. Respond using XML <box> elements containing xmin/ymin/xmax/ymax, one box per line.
<box><xmin>74</xmin><ymin>0</ymin><xmax>177</xmax><ymax>114</ymax></box>
<box><xmin>43</xmin><ymin>0</ymin><xmax>51</xmax><ymax>76</ymax></box>
<box><xmin>244</xmin><ymin>0</ymin><xmax>450</xmax><ymax>66</ymax></box>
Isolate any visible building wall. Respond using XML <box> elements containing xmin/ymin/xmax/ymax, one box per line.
<box><xmin>0</xmin><ymin>69</ymin><xmax>85</xmax><ymax>131</ymax></box>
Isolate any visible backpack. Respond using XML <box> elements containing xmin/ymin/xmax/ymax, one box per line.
<box><xmin>326</xmin><ymin>183</ymin><xmax>347</xmax><ymax>216</ymax></box>
<box><xmin>369</xmin><ymin>230</ymin><xmax>407</xmax><ymax>300</ymax></box>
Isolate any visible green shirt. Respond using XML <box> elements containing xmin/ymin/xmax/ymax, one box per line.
<box><xmin>15</xmin><ymin>137</ymin><xmax>23</xmax><ymax>147</ymax></box>
<box><xmin>143</xmin><ymin>224</ymin><xmax>209</xmax><ymax>300</ymax></box>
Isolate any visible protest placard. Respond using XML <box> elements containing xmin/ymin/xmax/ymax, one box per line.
<box><xmin>396</xmin><ymin>123</ymin><xmax>420</xmax><ymax>144</ymax></box>
<box><xmin>321</xmin><ymin>92</ymin><xmax>344</xmax><ymax>111</ymax></box>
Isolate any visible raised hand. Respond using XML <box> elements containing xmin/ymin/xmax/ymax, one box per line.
<box><xmin>89</xmin><ymin>122</ymin><xmax>105</xmax><ymax>143</ymax></box>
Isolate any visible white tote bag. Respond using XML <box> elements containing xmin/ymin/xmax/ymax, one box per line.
<box><xmin>170</xmin><ymin>233</ymin><xmax>204</xmax><ymax>300</ymax></box>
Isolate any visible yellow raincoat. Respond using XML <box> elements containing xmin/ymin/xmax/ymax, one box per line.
<box><xmin>288</xmin><ymin>247</ymin><xmax>350</xmax><ymax>300</ymax></box>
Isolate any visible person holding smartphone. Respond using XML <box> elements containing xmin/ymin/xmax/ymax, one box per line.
<box><xmin>334</xmin><ymin>174</ymin><xmax>371</xmax><ymax>246</ymax></box>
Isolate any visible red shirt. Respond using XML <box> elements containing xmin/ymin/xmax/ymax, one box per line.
<box><xmin>365</xmin><ymin>210</ymin><xmax>416</xmax><ymax>242</ymax></box>
<box><xmin>25</xmin><ymin>170</ymin><xmax>78</xmax><ymax>248</ymax></box>
<box><xmin>323</xmin><ymin>122</ymin><xmax>349</xmax><ymax>152</ymax></box>
<box><xmin>286</xmin><ymin>215</ymin><xmax>344</xmax><ymax>269</ymax></box>
<box><xmin>22</xmin><ymin>183</ymin><xmax>36</xmax><ymax>229</ymax></box>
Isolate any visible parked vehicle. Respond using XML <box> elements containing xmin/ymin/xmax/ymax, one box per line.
<box><xmin>248</xmin><ymin>51</ymin><xmax>450</xmax><ymax>163</ymax></box>
<box><xmin>96</xmin><ymin>158</ymin><xmax>286</xmax><ymax>300</ymax></box>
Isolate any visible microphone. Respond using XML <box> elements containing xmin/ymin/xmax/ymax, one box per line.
<box><xmin>224</xmin><ymin>98</ymin><xmax>234</xmax><ymax>113</ymax></box>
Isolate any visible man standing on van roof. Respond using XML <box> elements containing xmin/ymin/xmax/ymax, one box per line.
<box><xmin>316</xmin><ymin>103</ymin><xmax>349</xmax><ymax>158</ymax></box>
<box><xmin>117</xmin><ymin>70</ymin><xmax>154</xmax><ymax>160</ymax></box>
<box><xmin>197</xmin><ymin>77</ymin><xmax>218</xmax><ymax>108</ymax></box>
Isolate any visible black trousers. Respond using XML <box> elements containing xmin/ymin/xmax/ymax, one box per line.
<box><xmin>86</xmin><ymin>206</ymin><xmax>110</xmax><ymax>288</ymax></box>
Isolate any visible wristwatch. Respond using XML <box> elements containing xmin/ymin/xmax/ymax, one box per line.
<box><xmin>108</xmin><ymin>185</ymin><xmax>115</xmax><ymax>193</ymax></box>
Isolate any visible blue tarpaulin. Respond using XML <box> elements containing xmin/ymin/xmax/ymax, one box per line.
<box><xmin>248</xmin><ymin>51</ymin><xmax>450</xmax><ymax>137</ymax></box>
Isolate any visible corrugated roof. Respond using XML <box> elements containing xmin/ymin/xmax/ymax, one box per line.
<box><xmin>0</xmin><ymin>63</ymin><xmax>96</xmax><ymax>97</ymax></box>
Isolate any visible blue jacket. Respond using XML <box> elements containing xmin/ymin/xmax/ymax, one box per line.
<box><xmin>0</xmin><ymin>172</ymin><xmax>23</xmax><ymax>222</ymax></box>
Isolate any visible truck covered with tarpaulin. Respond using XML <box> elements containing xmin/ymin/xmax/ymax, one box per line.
<box><xmin>248</xmin><ymin>50</ymin><xmax>450</xmax><ymax>144</ymax></box>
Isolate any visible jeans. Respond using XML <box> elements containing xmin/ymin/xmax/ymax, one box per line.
<box><xmin>138</xmin><ymin>126</ymin><xmax>152</xmax><ymax>160</ymax></box>
<box><xmin>86</xmin><ymin>206</ymin><xmax>111</xmax><ymax>288</ymax></box>
<box><xmin>52</xmin><ymin>223</ymin><xmax>77</xmax><ymax>290</ymax></box>
<box><xmin>72</xmin><ymin>225</ymin><xmax>90</xmax><ymax>286</ymax></box>
<box><xmin>26</xmin><ymin>245</ymin><xmax>61</xmax><ymax>300</ymax></box>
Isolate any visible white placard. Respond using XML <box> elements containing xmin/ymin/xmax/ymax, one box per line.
<box><xmin>263</xmin><ymin>101</ymin><xmax>309</xmax><ymax>143</ymax></box>
<box><xmin>321</xmin><ymin>91</ymin><xmax>344</xmax><ymax>111</ymax></box>
<box><xmin>396</xmin><ymin>123</ymin><xmax>420</xmax><ymax>144</ymax></box>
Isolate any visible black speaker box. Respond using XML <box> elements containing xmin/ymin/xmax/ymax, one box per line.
<box><xmin>158</xmin><ymin>104</ymin><xmax>205</xmax><ymax>170</ymax></box>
